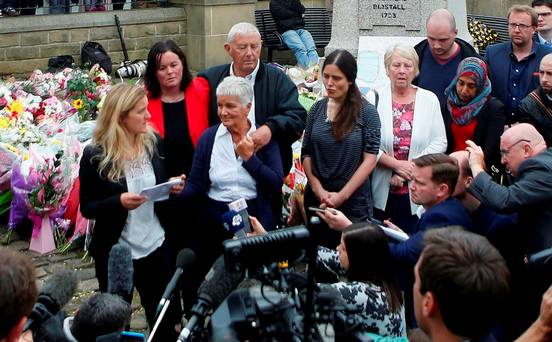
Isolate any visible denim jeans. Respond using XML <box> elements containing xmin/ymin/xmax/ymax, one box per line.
<box><xmin>281</xmin><ymin>28</ymin><xmax>319</xmax><ymax>68</ymax></box>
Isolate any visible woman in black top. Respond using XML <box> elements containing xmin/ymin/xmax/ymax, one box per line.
<box><xmin>144</xmin><ymin>40</ymin><xmax>210</xmax><ymax>311</ymax></box>
<box><xmin>302</xmin><ymin>49</ymin><xmax>381</xmax><ymax>248</ymax></box>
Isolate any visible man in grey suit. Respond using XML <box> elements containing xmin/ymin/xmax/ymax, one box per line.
<box><xmin>466</xmin><ymin>123</ymin><xmax>552</xmax><ymax>339</ymax></box>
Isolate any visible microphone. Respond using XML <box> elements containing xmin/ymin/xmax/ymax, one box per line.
<box><xmin>222</xmin><ymin>210</ymin><xmax>247</xmax><ymax>238</ymax></box>
<box><xmin>228</xmin><ymin>198</ymin><xmax>251</xmax><ymax>234</ymax></box>
<box><xmin>156</xmin><ymin>248</ymin><xmax>196</xmax><ymax>318</ymax></box>
<box><xmin>223</xmin><ymin>225</ymin><xmax>310</xmax><ymax>272</ymax></box>
<box><xmin>108</xmin><ymin>244</ymin><xmax>134</xmax><ymax>298</ymax></box>
<box><xmin>23</xmin><ymin>269</ymin><xmax>78</xmax><ymax>333</ymax></box>
<box><xmin>177</xmin><ymin>256</ymin><xmax>243</xmax><ymax>341</ymax></box>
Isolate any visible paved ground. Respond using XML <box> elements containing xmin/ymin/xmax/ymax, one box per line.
<box><xmin>0</xmin><ymin>224</ymin><xmax>150</xmax><ymax>336</ymax></box>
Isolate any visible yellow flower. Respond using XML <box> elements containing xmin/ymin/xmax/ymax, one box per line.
<box><xmin>73</xmin><ymin>99</ymin><xmax>84</xmax><ymax>110</ymax></box>
<box><xmin>2</xmin><ymin>143</ymin><xmax>18</xmax><ymax>154</ymax></box>
<box><xmin>7</xmin><ymin>100</ymin><xmax>24</xmax><ymax>114</ymax></box>
<box><xmin>0</xmin><ymin>117</ymin><xmax>10</xmax><ymax>129</ymax></box>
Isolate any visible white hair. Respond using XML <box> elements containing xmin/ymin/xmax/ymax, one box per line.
<box><xmin>216</xmin><ymin>76</ymin><xmax>254</xmax><ymax>106</ymax></box>
<box><xmin>227</xmin><ymin>22</ymin><xmax>261</xmax><ymax>43</ymax></box>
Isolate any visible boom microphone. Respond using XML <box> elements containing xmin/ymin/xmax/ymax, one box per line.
<box><xmin>108</xmin><ymin>243</ymin><xmax>134</xmax><ymax>298</ymax></box>
<box><xmin>156</xmin><ymin>248</ymin><xmax>196</xmax><ymax>317</ymax></box>
<box><xmin>177</xmin><ymin>256</ymin><xmax>243</xmax><ymax>341</ymax></box>
<box><xmin>223</xmin><ymin>226</ymin><xmax>310</xmax><ymax>272</ymax></box>
<box><xmin>23</xmin><ymin>269</ymin><xmax>78</xmax><ymax>333</ymax></box>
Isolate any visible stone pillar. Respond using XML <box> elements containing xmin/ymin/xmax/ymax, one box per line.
<box><xmin>448</xmin><ymin>0</ymin><xmax>474</xmax><ymax>45</ymax></box>
<box><xmin>327</xmin><ymin>0</ymin><xmax>465</xmax><ymax>56</ymax></box>
<box><xmin>171</xmin><ymin>0</ymin><xmax>256</xmax><ymax>71</ymax></box>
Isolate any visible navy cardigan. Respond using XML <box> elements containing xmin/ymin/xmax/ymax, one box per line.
<box><xmin>179</xmin><ymin>124</ymin><xmax>284</xmax><ymax>230</ymax></box>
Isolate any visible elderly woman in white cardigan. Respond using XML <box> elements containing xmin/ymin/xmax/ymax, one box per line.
<box><xmin>367</xmin><ymin>44</ymin><xmax>447</xmax><ymax>233</ymax></box>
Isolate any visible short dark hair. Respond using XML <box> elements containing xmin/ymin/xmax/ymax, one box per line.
<box><xmin>144</xmin><ymin>40</ymin><xmax>193</xmax><ymax>98</ymax></box>
<box><xmin>0</xmin><ymin>249</ymin><xmax>38</xmax><ymax>339</ymax></box>
<box><xmin>323</xmin><ymin>49</ymin><xmax>362</xmax><ymax>142</ymax></box>
<box><xmin>532</xmin><ymin>0</ymin><xmax>552</xmax><ymax>10</ymax></box>
<box><xmin>419</xmin><ymin>227</ymin><xmax>510</xmax><ymax>339</ymax></box>
<box><xmin>71</xmin><ymin>293</ymin><xmax>132</xmax><ymax>342</ymax></box>
<box><xmin>413</xmin><ymin>153</ymin><xmax>459</xmax><ymax>196</ymax></box>
<box><xmin>343</xmin><ymin>222</ymin><xmax>403</xmax><ymax>312</ymax></box>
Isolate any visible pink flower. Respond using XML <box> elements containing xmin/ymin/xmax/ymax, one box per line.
<box><xmin>37</xmin><ymin>188</ymin><xmax>45</xmax><ymax>204</ymax></box>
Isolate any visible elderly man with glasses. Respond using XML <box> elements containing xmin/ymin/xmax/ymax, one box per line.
<box><xmin>465</xmin><ymin>123</ymin><xmax>552</xmax><ymax>340</ymax></box>
<box><xmin>484</xmin><ymin>5</ymin><xmax>552</xmax><ymax>125</ymax></box>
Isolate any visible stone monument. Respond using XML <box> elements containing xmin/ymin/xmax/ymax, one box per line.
<box><xmin>326</xmin><ymin>0</ymin><xmax>473</xmax><ymax>56</ymax></box>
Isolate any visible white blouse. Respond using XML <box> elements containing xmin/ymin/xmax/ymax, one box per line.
<box><xmin>119</xmin><ymin>153</ymin><xmax>165</xmax><ymax>259</ymax></box>
<box><xmin>208</xmin><ymin>123</ymin><xmax>258</xmax><ymax>202</ymax></box>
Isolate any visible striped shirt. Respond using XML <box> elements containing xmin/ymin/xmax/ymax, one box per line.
<box><xmin>302</xmin><ymin>97</ymin><xmax>381</xmax><ymax>185</ymax></box>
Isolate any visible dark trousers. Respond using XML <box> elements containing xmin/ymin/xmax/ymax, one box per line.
<box><xmin>95</xmin><ymin>242</ymin><xmax>181</xmax><ymax>341</ymax></box>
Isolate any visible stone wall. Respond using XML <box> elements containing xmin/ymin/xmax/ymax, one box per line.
<box><xmin>0</xmin><ymin>8</ymin><xmax>186</xmax><ymax>76</ymax></box>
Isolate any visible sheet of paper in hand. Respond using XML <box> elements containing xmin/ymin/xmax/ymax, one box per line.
<box><xmin>140</xmin><ymin>179</ymin><xmax>182</xmax><ymax>202</ymax></box>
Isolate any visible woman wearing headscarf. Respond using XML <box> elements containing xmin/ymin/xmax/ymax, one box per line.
<box><xmin>444</xmin><ymin>57</ymin><xmax>505</xmax><ymax>171</ymax></box>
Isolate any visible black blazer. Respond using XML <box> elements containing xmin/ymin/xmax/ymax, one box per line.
<box><xmin>79</xmin><ymin>137</ymin><xmax>170</xmax><ymax>259</ymax></box>
<box><xmin>444</xmin><ymin>97</ymin><xmax>505</xmax><ymax>170</ymax></box>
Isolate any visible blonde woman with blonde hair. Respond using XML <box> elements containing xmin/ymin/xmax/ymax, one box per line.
<box><xmin>79</xmin><ymin>83</ymin><xmax>182</xmax><ymax>341</ymax></box>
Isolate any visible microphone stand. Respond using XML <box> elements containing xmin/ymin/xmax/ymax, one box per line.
<box><xmin>147</xmin><ymin>299</ymin><xmax>171</xmax><ymax>342</ymax></box>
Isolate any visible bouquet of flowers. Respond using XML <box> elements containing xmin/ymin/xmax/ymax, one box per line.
<box><xmin>66</xmin><ymin>65</ymin><xmax>111</xmax><ymax>122</ymax></box>
<box><xmin>1</xmin><ymin>66</ymin><xmax>109</xmax><ymax>253</ymax></box>
<box><xmin>468</xmin><ymin>18</ymin><xmax>500</xmax><ymax>52</ymax></box>
<box><xmin>25</xmin><ymin>148</ymin><xmax>71</xmax><ymax>254</ymax></box>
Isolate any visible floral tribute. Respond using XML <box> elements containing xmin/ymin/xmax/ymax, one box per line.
<box><xmin>0</xmin><ymin>65</ymin><xmax>111</xmax><ymax>254</ymax></box>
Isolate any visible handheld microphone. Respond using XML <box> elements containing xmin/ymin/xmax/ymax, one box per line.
<box><xmin>228</xmin><ymin>198</ymin><xmax>251</xmax><ymax>234</ymax></box>
<box><xmin>23</xmin><ymin>269</ymin><xmax>78</xmax><ymax>333</ymax></box>
<box><xmin>108</xmin><ymin>244</ymin><xmax>134</xmax><ymax>298</ymax></box>
<box><xmin>222</xmin><ymin>210</ymin><xmax>247</xmax><ymax>238</ymax></box>
<box><xmin>223</xmin><ymin>226</ymin><xmax>310</xmax><ymax>272</ymax></box>
<box><xmin>177</xmin><ymin>256</ymin><xmax>243</xmax><ymax>341</ymax></box>
<box><xmin>155</xmin><ymin>249</ymin><xmax>196</xmax><ymax>318</ymax></box>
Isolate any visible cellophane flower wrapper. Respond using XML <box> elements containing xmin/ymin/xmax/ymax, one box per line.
<box><xmin>0</xmin><ymin>144</ymin><xmax>17</xmax><ymax>192</ymax></box>
<box><xmin>8</xmin><ymin>158</ymin><xmax>32</xmax><ymax>230</ymax></box>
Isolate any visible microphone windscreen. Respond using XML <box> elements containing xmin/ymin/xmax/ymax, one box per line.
<box><xmin>198</xmin><ymin>256</ymin><xmax>243</xmax><ymax>308</ymax></box>
<box><xmin>223</xmin><ymin>226</ymin><xmax>310</xmax><ymax>272</ymax></box>
<box><xmin>41</xmin><ymin>269</ymin><xmax>78</xmax><ymax>308</ymax></box>
<box><xmin>176</xmin><ymin>248</ymin><xmax>196</xmax><ymax>270</ymax></box>
<box><xmin>222</xmin><ymin>210</ymin><xmax>244</xmax><ymax>234</ymax></box>
<box><xmin>108</xmin><ymin>244</ymin><xmax>134</xmax><ymax>297</ymax></box>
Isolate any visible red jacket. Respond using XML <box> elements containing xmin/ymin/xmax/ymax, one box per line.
<box><xmin>147</xmin><ymin>77</ymin><xmax>210</xmax><ymax>147</ymax></box>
